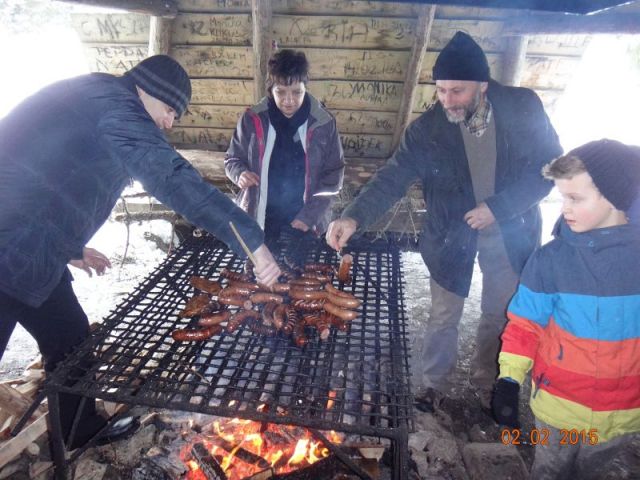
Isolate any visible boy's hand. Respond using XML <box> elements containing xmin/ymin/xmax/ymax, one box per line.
<box><xmin>492</xmin><ymin>378</ymin><xmax>520</xmax><ymax>428</ymax></box>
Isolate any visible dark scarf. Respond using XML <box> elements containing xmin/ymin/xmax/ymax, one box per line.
<box><xmin>264</xmin><ymin>95</ymin><xmax>311</xmax><ymax>242</ymax></box>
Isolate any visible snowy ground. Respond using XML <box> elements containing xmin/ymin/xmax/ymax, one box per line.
<box><xmin>0</xmin><ymin>196</ymin><xmax>563</xmax><ymax>383</ymax></box>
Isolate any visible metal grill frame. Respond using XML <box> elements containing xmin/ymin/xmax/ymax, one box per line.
<box><xmin>44</xmin><ymin>234</ymin><xmax>414</xmax><ymax>479</ymax></box>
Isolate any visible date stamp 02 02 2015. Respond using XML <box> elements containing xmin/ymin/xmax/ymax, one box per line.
<box><xmin>501</xmin><ymin>428</ymin><xmax>600</xmax><ymax>446</ymax></box>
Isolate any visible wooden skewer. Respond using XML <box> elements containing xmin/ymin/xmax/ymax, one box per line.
<box><xmin>229</xmin><ymin>221</ymin><xmax>258</xmax><ymax>265</ymax></box>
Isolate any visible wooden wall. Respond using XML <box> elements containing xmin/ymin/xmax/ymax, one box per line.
<box><xmin>71</xmin><ymin>0</ymin><xmax>589</xmax><ymax>191</ymax></box>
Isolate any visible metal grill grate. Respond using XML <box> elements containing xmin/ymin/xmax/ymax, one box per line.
<box><xmin>47</xmin><ymin>234</ymin><xmax>413</xmax><ymax>439</ymax></box>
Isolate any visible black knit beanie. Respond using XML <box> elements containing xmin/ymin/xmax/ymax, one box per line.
<box><xmin>125</xmin><ymin>55</ymin><xmax>191</xmax><ymax>117</ymax></box>
<box><xmin>433</xmin><ymin>31</ymin><xmax>490</xmax><ymax>82</ymax></box>
<box><xmin>569</xmin><ymin>139</ymin><xmax>640</xmax><ymax>211</ymax></box>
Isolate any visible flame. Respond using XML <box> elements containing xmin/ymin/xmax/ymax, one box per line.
<box><xmin>181</xmin><ymin>416</ymin><xmax>343</xmax><ymax>480</ymax></box>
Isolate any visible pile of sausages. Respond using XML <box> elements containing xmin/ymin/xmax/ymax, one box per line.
<box><xmin>171</xmin><ymin>257</ymin><xmax>361</xmax><ymax>347</ymax></box>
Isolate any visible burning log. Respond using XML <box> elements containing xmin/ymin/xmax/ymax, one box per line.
<box><xmin>191</xmin><ymin>442</ymin><xmax>228</xmax><ymax>480</ymax></box>
<box><xmin>215</xmin><ymin>438</ymin><xmax>271</xmax><ymax>470</ymax></box>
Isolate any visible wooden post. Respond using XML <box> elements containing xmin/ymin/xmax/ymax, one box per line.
<box><xmin>501</xmin><ymin>36</ymin><xmax>529</xmax><ymax>87</ymax></box>
<box><xmin>149</xmin><ymin>16</ymin><xmax>173</xmax><ymax>56</ymax></box>
<box><xmin>251</xmin><ymin>0</ymin><xmax>273</xmax><ymax>103</ymax></box>
<box><xmin>391</xmin><ymin>4</ymin><xmax>436</xmax><ymax>152</ymax></box>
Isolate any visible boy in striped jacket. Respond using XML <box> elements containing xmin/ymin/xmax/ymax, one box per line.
<box><xmin>492</xmin><ymin>139</ymin><xmax>640</xmax><ymax>479</ymax></box>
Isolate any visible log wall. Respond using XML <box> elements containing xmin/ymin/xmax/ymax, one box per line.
<box><xmin>72</xmin><ymin>0</ymin><xmax>592</xmax><ymax>223</ymax></box>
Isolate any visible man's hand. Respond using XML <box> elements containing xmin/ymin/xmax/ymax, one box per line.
<box><xmin>237</xmin><ymin>171</ymin><xmax>260</xmax><ymax>189</ymax></box>
<box><xmin>325</xmin><ymin>218</ymin><xmax>357</xmax><ymax>251</ymax></box>
<box><xmin>464</xmin><ymin>202</ymin><xmax>496</xmax><ymax>230</ymax></box>
<box><xmin>252</xmin><ymin>244</ymin><xmax>281</xmax><ymax>287</ymax></box>
<box><xmin>69</xmin><ymin>247</ymin><xmax>112</xmax><ymax>277</ymax></box>
<box><xmin>290</xmin><ymin>219</ymin><xmax>309</xmax><ymax>232</ymax></box>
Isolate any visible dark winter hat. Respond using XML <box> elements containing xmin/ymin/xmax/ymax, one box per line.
<box><xmin>125</xmin><ymin>55</ymin><xmax>191</xmax><ymax>117</ymax></box>
<box><xmin>569</xmin><ymin>139</ymin><xmax>640</xmax><ymax>211</ymax></box>
<box><xmin>433</xmin><ymin>31</ymin><xmax>490</xmax><ymax>82</ymax></box>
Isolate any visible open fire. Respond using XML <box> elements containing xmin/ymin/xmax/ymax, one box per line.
<box><xmin>181</xmin><ymin>404</ymin><xmax>342</xmax><ymax>480</ymax></box>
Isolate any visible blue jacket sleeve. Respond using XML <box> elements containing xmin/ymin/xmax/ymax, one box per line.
<box><xmin>97</xmin><ymin>97</ymin><xmax>264</xmax><ymax>256</ymax></box>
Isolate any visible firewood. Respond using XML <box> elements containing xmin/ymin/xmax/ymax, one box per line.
<box><xmin>0</xmin><ymin>414</ymin><xmax>48</xmax><ymax>468</ymax></box>
<box><xmin>0</xmin><ymin>385</ymin><xmax>42</xmax><ymax>418</ymax></box>
<box><xmin>28</xmin><ymin>461</ymin><xmax>53</xmax><ymax>479</ymax></box>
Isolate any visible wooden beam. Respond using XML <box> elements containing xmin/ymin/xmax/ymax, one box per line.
<box><xmin>392</xmin><ymin>4</ymin><xmax>436</xmax><ymax>151</ymax></box>
<box><xmin>149</xmin><ymin>16</ymin><xmax>173</xmax><ymax>56</ymax></box>
<box><xmin>501</xmin><ymin>36</ymin><xmax>528</xmax><ymax>86</ymax></box>
<box><xmin>251</xmin><ymin>0</ymin><xmax>273</xmax><ymax>103</ymax></box>
<box><xmin>59</xmin><ymin>0</ymin><xmax>177</xmax><ymax>18</ymax></box>
<box><xmin>0</xmin><ymin>414</ymin><xmax>48</xmax><ymax>469</ymax></box>
<box><xmin>503</xmin><ymin>13</ymin><xmax>640</xmax><ymax>35</ymax></box>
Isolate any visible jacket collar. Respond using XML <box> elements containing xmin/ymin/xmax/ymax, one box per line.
<box><xmin>251</xmin><ymin>93</ymin><xmax>332</xmax><ymax>130</ymax></box>
<box><xmin>553</xmin><ymin>216</ymin><xmax>640</xmax><ymax>251</ymax></box>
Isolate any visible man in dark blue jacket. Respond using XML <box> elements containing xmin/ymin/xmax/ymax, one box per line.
<box><xmin>0</xmin><ymin>55</ymin><xmax>280</xmax><ymax>447</ymax></box>
<box><xmin>327</xmin><ymin>32</ymin><xmax>562</xmax><ymax>407</ymax></box>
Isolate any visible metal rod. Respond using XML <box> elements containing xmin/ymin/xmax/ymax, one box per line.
<box><xmin>308</xmin><ymin>428</ymin><xmax>373</xmax><ymax>480</ymax></box>
<box><xmin>47</xmin><ymin>391</ymin><xmax>70</xmax><ymax>480</ymax></box>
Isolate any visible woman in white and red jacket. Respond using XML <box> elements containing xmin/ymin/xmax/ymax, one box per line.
<box><xmin>225</xmin><ymin>50</ymin><xmax>344</xmax><ymax>254</ymax></box>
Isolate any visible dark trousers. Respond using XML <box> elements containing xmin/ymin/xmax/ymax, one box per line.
<box><xmin>0</xmin><ymin>271</ymin><xmax>100</xmax><ymax>442</ymax></box>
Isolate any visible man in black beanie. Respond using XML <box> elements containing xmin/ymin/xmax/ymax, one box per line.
<box><xmin>0</xmin><ymin>55</ymin><xmax>280</xmax><ymax>448</ymax></box>
<box><xmin>327</xmin><ymin>31</ymin><xmax>562</xmax><ymax>408</ymax></box>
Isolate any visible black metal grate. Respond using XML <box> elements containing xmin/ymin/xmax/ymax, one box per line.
<box><xmin>47</xmin><ymin>234</ymin><xmax>413</xmax><ymax>438</ymax></box>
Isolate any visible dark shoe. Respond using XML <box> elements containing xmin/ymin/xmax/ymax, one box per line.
<box><xmin>414</xmin><ymin>387</ymin><xmax>443</xmax><ymax>413</ymax></box>
<box><xmin>96</xmin><ymin>416</ymin><xmax>140</xmax><ymax>446</ymax></box>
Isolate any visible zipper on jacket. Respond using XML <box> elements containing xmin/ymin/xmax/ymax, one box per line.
<box><xmin>557</xmin><ymin>344</ymin><xmax>563</xmax><ymax>361</ymax></box>
<box><xmin>532</xmin><ymin>373</ymin><xmax>545</xmax><ymax>399</ymax></box>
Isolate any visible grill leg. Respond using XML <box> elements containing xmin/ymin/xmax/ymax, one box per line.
<box><xmin>392</xmin><ymin>425</ymin><xmax>409</xmax><ymax>480</ymax></box>
<box><xmin>47</xmin><ymin>391</ymin><xmax>70</xmax><ymax>480</ymax></box>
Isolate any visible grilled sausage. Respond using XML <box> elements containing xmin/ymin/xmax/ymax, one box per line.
<box><xmin>293</xmin><ymin>321</ymin><xmax>308</xmax><ymax>347</ymax></box>
<box><xmin>249</xmin><ymin>292</ymin><xmax>284</xmax><ymax>304</ymax></box>
<box><xmin>218</xmin><ymin>294</ymin><xmax>253</xmax><ymax>310</ymax></box>
<box><xmin>179</xmin><ymin>294</ymin><xmax>212</xmax><ymax>318</ymax></box>
<box><xmin>198</xmin><ymin>310</ymin><xmax>231</xmax><ymax>326</ymax></box>
<box><xmin>226</xmin><ymin>310</ymin><xmax>260</xmax><ymax>333</ymax></box>
<box><xmin>324</xmin><ymin>283</ymin><xmax>361</xmax><ymax>309</ymax></box>
<box><xmin>337</xmin><ymin>254</ymin><xmax>353</xmax><ymax>283</ymax></box>
<box><xmin>272</xmin><ymin>304</ymin><xmax>287</xmax><ymax>330</ymax></box>
<box><xmin>270</xmin><ymin>282</ymin><xmax>291</xmax><ymax>294</ymax></box>
<box><xmin>189</xmin><ymin>276</ymin><xmax>223</xmax><ymax>295</ymax></box>
<box><xmin>246</xmin><ymin>318</ymin><xmax>278</xmax><ymax>336</ymax></box>
<box><xmin>261</xmin><ymin>301</ymin><xmax>278</xmax><ymax>326</ymax></box>
<box><xmin>288</xmin><ymin>288</ymin><xmax>327</xmax><ymax>301</ymax></box>
<box><xmin>324</xmin><ymin>301</ymin><xmax>358</xmax><ymax>321</ymax></box>
<box><xmin>304</xmin><ymin>263</ymin><xmax>334</xmax><ymax>274</ymax></box>
<box><xmin>283</xmin><ymin>305</ymin><xmax>300</xmax><ymax>335</ymax></box>
<box><xmin>171</xmin><ymin>325</ymin><xmax>222</xmax><ymax>342</ymax></box>
<box><xmin>300</xmin><ymin>272</ymin><xmax>332</xmax><ymax>284</ymax></box>
<box><xmin>292</xmin><ymin>299</ymin><xmax>326</xmax><ymax>312</ymax></box>
<box><xmin>219</xmin><ymin>268</ymin><xmax>251</xmax><ymax>283</ymax></box>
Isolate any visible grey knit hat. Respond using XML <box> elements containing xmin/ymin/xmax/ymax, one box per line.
<box><xmin>570</xmin><ymin>139</ymin><xmax>640</xmax><ymax>211</ymax></box>
<box><xmin>433</xmin><ymin>31</ymin><xmax>490</xmax><ymax>82</ymax></box>
<box><xmin>125</xmin><ymin>55</ymin><xmax>191</xmax><ymax>117</ymax></box>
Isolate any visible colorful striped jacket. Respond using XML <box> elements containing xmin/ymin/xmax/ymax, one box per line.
<box><xmin>498</xmin><ymin>219</ymin><xmax>640</xmax><ymax>442</ymax></box>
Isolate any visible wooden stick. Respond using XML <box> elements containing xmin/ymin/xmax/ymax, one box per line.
<box><xmin>229</xmin><ymin>222</ymin><xmax>258</xmax><ymax>265</ymax></box>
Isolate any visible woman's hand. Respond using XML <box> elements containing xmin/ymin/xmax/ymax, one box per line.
<box><xmin>237</xmin><ymin>171</ymin><xmax>260</xmax><ymax>189</ymax></box>
<box><xmin>69</xmin><ymin>247</ymin><xmax>112</xmax><ymax>277</ymax></box>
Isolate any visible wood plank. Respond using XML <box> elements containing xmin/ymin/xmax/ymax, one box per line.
<box><xmin>413</xmin><ymin>84</ymin><xmax>437</xmax><ymax>113</ymax></box>
<box><xmin>393</xmin><ymin>5</ymin><xmax>435</xmax><ymax>151</ymax></box>
<box><xmin>0</xmin><ymin>385</ymin><xmax>37</xmax><ymax>418</ymax></box>
<box><xmin>0</xmin><ymin>414</ymin><xmax>48</xmax><ymax>469</ymax></box>
<box><xmin>149</xmin><ymin>16</ymin><xmax>172</xmax><ymax>55</ymax></box>
<box><xmin>521</xmin><ymin>55</ymin><xmax>581</xmax><ymax>90</ymax></box>
<box><xmin>504</xmin><ymin>13</ymin><xmax>640</xmax><ymax>35</ymax></box>
<box><xmin>168</xmin><ymin>127</ymin><xmax>233</xmax><ymax>150</ymax></box>
<box><xmin>272</xmin><ymin>15</ymin><xmax>417</xmax><ymax>49</ymax></box>
<box><xmin>172</xmin><ymin>46</ymin><xmax>253</xmax><ymax>77</ymax></box>
<box><xmin>252</xmin><ymin>0</ymin><xmax>273</xmax><ymax>102</ymax></box>
<box><xmin>309</xmin><ymin>80</ymin><xmax>404</xmax><ymax>112</ymax></box>
<box><xmin>176</xmin><ymin>104</ymin><xmax>243</xmax><ymax>128</ymax></box>
<box><xmin>526</xmin><ymin>34</ymin><xmax>591</xmax><ymax>57</ymax></box>
<box><xmin>177</xmin><ymin>0</ymin><xmax>251</xmax><ymax>13</ymax></box>
<box><xmin>428</xmin><ymin>19</ymin><xmax>505</xmax><ymax>52</ymax></box>
<box><xmin>60</xmin><ymin>0</ymin><xmax>177</xmax><ymax>18</ymax></box>
<box><xmin>304</xmin><ymin>48</ymin><xmax>409</xmax><ymax>82</ymax></box>
<box><xmin>418</xmin><ymin>52</ymin><xmax>503</xmax><ymax>83</ymax></box>
<box><xmin>501</xmin><ymin>36</ymin><xmax>528</xmax><ymax>86</ymax></box>
<box><xmin>271</xmin><ymin>0</ymin><xmax>420</xmax><ymax>16</ymax></box>
<box><xmin>72</xmin><ymin>14</ymin><xmax>150</xmax><ymax>43</ymax></box>
<box><xmin>435</xmin><ymin>6</ymin><xmax>515</xmax><ymax>19</ymax></box>
<box><xmin>82</xmin><ymin>44</ymin><xmax>147</xmax><ymax>74</ymax></box>
<box><xmin>172</xmin><ymin>13</ymin><xmax>252</xmax><ymax>45</ymax></box>
<box><xmin>191</xmin><ymin>79</ymin><xmax>254</xmax><ymax>104</ymax></box>
<box><xmin>332</xmin><ymin>109</ymin><xmax>397</xmax><ymax>135</ymax></box>
<box><xmin>341</xmin><ymin>134</ymin><xmax>392</xmax><ymax>158</ymax></box>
